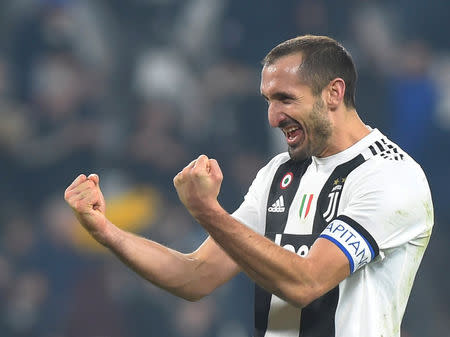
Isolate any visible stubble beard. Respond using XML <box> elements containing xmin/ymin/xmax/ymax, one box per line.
<box><xmin>289</xmin><ymin>98</ymin><xmax>333</xmax><ymax>162</ymax></box>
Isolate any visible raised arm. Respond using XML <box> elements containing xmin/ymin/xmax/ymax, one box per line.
<box><xmin>174</xmin><ymin>155</ymin><xmax>351</xmax><ymax>308</ymax></box>
<box><xmin>64</xmin><ymin>174</ymin><xmax>240</xmax><ymax>301</ymax></box>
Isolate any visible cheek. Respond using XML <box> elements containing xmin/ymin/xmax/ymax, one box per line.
<box><xmin>292</xmin><ymin>105</ymin><xmax>315</xmax><ymax>130</ymax></box>
<box><xmin>309</xmin><ymin>102</ymin><xmax>332</xmax><ymax>139</ymax></box>
<box><xmin>267</xmin><ymin>102</ymin><xmax>286</xmax><ymax>127</ymax></box>
<box><xmin>267</xmin><ymin>106</ymin><xmax>278</xmax><ymax>128</ymax></box>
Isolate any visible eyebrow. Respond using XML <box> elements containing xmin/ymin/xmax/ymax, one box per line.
<box><xmin>261</xmin><ymin>91</ymin><xmax>296</xmax><ymax>101</ymax></box>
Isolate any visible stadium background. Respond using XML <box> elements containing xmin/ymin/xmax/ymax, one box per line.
<box><xmin>0</xmin><ymin>0</ymin><xmax>449</xmax><ymax>336</ymax></box>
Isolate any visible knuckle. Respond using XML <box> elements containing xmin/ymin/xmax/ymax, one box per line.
<box><xmin>173</xmin><ymin>174</ymin><xmax>182</xmax><ymax>185</ymax></box>
<box><xmin>72</xmin><ymin>200</ymin><xmax>80</xmax><ymax>210</ymax></box>
<box><xmin>64</xmin><ymin>189</ymin><xmax>74</xmax><ymax>201</ymax></box>
<box><xmin>75</xmin><ymin>201</ymin><xmax>85</xmax><ymax>211</ymax></box>
<box><xmin>215</xmin><ymin>170</ymin><xmax>223</xmax><ymax>180</ymax></box>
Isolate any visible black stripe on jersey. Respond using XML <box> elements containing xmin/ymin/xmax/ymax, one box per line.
<box><xmin>293</xmin><ymin>154</ymin><xmax>368</xmax><ymax>337</ymax></box>
<box><xmin>254</xmin><ymin>283</ymin><xmax>274</xmax><ymax>337</ymax></box>
<box><xmin>375</xmin><ymin>140</ymin><xmax>385</xmax><ymax>152</ymax></box>
<box><xmin>256</xmin><ymin>153</ymin><xmax>373</xmax><ymax>336</ymax></box>
<box><xmin>265</xmin><ymin>158</ymin><xmax>312</xmax><ymax>233</ymax></box>
<box><xmin>255</xmin><ymin>158</ymin><xmax>311</xmax><ymax>336</ymax></box>
<box><xmin>369</xmin><ymin>145</ymin><xmax>377</xmax><ymax>155</ymax></box>
<box><xmin>381</xmin><ymin>138</ymin><xmax>394</xmax><ymax>149</ymax></box>
<box><xmin>299</xmin><ymin>287</ymin><xmax>339</xmax><ymax>337</ymax></box>
<box><xmin>313</xmin><ymin>154</ymin><xmax>366</xmax><ymax>233</ymax></box>
<box><xmin>336</xmin><ymin>214</ymin><xmax>380</xmax><ymax>258</ymax></box>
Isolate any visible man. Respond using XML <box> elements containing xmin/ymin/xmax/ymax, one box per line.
<box><xmin>65</xmin><ymin>35</ymin><xmax>434</xmax><ymax>337</ymax></box>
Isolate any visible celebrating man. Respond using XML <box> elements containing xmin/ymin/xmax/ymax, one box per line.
<box><xmin>65</xmin><ymin>35</ymin><xmax>434</xmax><ymax>337</ymax></box>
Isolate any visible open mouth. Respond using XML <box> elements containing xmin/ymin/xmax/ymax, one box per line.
<box><xmin>282</xmin><ymin>124</ymin><xmax>305</xmax><ymax>146</ymax></box>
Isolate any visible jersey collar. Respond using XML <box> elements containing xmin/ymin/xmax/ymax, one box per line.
<box><xmin>312</xmin><ymin>127</ymin><xmax>383</xmax><ymax>169</ymax></box>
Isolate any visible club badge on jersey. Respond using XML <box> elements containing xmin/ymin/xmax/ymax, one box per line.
<box><xmin>322</xmin><ymin>177</ymin><xmax>346</xmax><ymax>222</ymax></box>
<box><xmin>280</xmin><ymin>172</ymin><xmax>293</xmax><ymax>189</ymax></box>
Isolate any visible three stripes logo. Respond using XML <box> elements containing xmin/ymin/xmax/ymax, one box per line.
<box><xmin>299</xmin><ymin>194</ymin><xmax>314</xmax><ymax>219</ymax></box>
<box><xmin>368</xmin><ymin>138</ymin><xmax>404</xmax><ymax>161</ymax></box>
<box><xmin>268</xmin><ymin>195</ymin><xmax>285</xmax><ymax>213</ymax></box>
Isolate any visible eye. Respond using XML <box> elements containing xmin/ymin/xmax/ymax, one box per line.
<box><xmin>274</xmin><ymin>92</ymin><xmax>294</xmax><ymax>104</ymax></box>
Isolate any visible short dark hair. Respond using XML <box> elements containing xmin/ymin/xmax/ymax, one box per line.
<box><xmin>263</xmin><ymin>35</ymin><xmax>357</xmax><ymax>108</ymax></box>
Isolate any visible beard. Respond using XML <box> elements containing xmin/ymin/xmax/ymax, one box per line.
<box><xmin>288</xmin><ymin>98</ymin><xmax>333</xmax><ymax>162</ymax></box>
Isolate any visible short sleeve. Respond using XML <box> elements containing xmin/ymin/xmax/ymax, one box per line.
<box><xmin>232</xmin><ymin>154</ymin><xmax>289</xmax><ymax>235</ymax></box>
<box><xmin>320</xmin><ymin>158</ymin><xmax>433</xmax><ymax>273</ymax></box>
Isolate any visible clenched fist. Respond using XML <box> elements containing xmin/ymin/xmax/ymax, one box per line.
<box><xmin>173</xmin><ymin>154</ymin><xmax>223</xmax><ymax>220</ymax></box>
<box><xmin>64</xmin><ymin>173</ymin><xmax>109</xmax><ymax>245</ymax></box>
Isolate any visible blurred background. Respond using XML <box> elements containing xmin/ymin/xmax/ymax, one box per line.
<box><xmin>0</xmin><ymin>0</ymin><xmax>449</xmax><ymax>336</ymax></box>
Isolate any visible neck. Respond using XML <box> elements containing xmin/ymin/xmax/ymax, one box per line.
<box><xmin>318</xmin><ymin>108</ymin><xmax>369</xmax><ymax>158</ymax></box>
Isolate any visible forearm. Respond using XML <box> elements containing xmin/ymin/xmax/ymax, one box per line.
<box><xmin>194</xmin><ymin>206</ymin><xmax>318</xmax><ymax>307</ymax></box>
<box><xmin>65</xmin><ymin>171</ymin><xmax>239</xmax><ymax>301</ymax></box>
<box><xmin>172</xmin><ymin>154</ymin><xmax>348</xmax><ymax>306</ymax></box>
<box><xmin>100</xmin><ymin>221</ymin><xmax>217</xmax><ymax>301</ymax></box>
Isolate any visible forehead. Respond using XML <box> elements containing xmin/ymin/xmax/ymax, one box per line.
<box><xmin>260</xmin><ymin>53</ymin><xmax>305</xmax><ymax>93</ymax></box>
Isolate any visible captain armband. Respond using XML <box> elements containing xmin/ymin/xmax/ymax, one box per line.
<box><xmin>319</xmin><ymin>215</ymin><xmax>379</xmax><ymax>273</ymax></box>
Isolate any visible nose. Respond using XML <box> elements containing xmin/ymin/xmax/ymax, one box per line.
<box><xmin>268</xmin><ymin>101</ymin><xmax>287</xmax><ymax>128</ymax></box>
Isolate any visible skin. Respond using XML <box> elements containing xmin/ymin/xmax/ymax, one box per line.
<box><xmin>261</xmin><ymin>53</ymin><xmax>369</xmax><ymax>161</ymax></box>
<box><xmin>65</xmin><ymin>52</ymin><xmax>371</xmax><ymax>308</ymax></box>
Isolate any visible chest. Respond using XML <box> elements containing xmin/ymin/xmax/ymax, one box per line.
<box><xmin>264</xmin><ymin>157</ymin><xmax>365</xmax><ymax>250</ymax></box>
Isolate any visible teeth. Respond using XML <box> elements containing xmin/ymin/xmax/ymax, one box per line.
<box><xmin>284</xmin><ymin>126</ymin><xmax>299</xmax><ymax>133</ymax></box>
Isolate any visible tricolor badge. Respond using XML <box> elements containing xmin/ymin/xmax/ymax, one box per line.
<box><xmin>299</xmin><ymin>194</ymin><xmax>314</xmax><ymax>219</ymax></box>
<box><xmin>280</xmin><ymin>172</ymin><xmax>294</xmax><ymax>189</ymax></box>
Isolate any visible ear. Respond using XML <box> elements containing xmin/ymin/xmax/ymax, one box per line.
<box><xmin>324</xmin><ymin>78</ymin><xmax>346</xmax><ymax>110</ymax></box>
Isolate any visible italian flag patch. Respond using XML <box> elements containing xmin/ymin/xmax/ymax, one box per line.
<box><xmin>299</xmin><ymin>194</ymin><xmax>314</xmax><ymax>219</ymax></box>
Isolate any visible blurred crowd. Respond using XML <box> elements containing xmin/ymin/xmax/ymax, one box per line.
<box><xmin>0</xmin><ymin>0</ymin><xmax>449</xmax><ymax>336</ymax></box>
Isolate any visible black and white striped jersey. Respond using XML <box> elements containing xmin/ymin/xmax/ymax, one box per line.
<box><xmin>232</xmin><ymin>128</ymin><xmax>434</xmax><ymax>337</ymax></box>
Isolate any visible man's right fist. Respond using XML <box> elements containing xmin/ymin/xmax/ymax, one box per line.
<box><xmin>64</xmin><ymin>173</ymin><xmax>108</xmax><ymax>244</ymax></box>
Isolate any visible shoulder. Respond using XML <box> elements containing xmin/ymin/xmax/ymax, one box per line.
<box><xmin>349</xmin><ymin>144</ymin><xmax>429</xmax><ymax>196</ymax></box>
<box><xmin>343</xmin><ymin>149</ymin><xmax>433</xmax><ymax>239</ymax></box>
<box><xmin>336</xmin><ymin>131</ymin><xmax>433</xmax><ymax>247</ymax></box>
<box><xmin>344</xmin><ymin>131</ymin><xmax>428</xmax><ymax>195</ymax></box>
<box><xmin>232</xmin><ymin>152</ymin><xmax>291</xmax><ymax>233</ymax></box>
<box><xmin>255</xmin><ymin>152</ymin><xmax>291</xmax><ymax>181</ymax></box>
<box><xmin>240</xmin><ymin>152</ymin><xmax>291</xmax><ymax>198</ymax></box>
<box><xmin>267</xmin><ymin>152</ymin><xmax>291</xmax><ymax>169</ymax></box>
<box><xmin>247</xmin><ymin>152</ymin><xmax>291</xmax><ymax>201</ymax></box>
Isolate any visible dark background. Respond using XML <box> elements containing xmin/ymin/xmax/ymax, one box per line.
<box><xmin>0</xmin><ymin>0</ymin><xmax>448</xmax><ymax>336</ymax></box>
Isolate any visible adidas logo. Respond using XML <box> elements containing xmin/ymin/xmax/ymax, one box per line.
<box><xmin>268</xmin><ymin>196</ymin><xmax>285</xmax><ymax>213</ymax></box>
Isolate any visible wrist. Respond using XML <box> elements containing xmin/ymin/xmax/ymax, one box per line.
<box><xmin>192</xmin><ymin>202</ymin><xmax>227</xmax><ymax>226</ymax></box>
<box><xmin>91</xmin><ymin>219</ymin><xmax>123</xmax><ymax>248</ymax></box>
